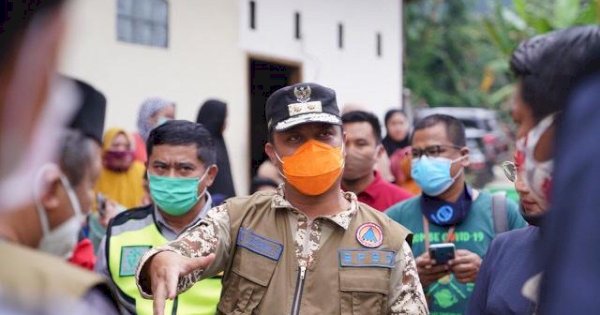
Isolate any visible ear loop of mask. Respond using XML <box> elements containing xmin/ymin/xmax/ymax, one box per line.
<box><xmin>58</xmin><ymin>173</ymin><xmax>84</xmax><ymax>222</ymax></box>
<box><xmin>450</xmin><ymin>154</ymin><xmax>468</xmax><ymax>181</ymax></box>
<box><xmin>33</xmin><ymin>164</ymin><xmax>55</xmax><ymax>236</ymax></box>
<box><xmin>196</xmin><ymin>166</ymin><xmax>212</xmax><ymax>199</ymax></box>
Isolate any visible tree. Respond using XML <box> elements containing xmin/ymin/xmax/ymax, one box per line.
<box><xmin>404</xmin><ymin>0</ymin><xmax>500</xmax><ymax>108</ymax></box>
<box><xmin>483</xmin><ymin>0</ymin><xmax>600</xmax><ymax>106</ymax></box>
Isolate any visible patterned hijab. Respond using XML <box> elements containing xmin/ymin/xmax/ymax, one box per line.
<box><xmin>136</xmin><ymin>97</ymin><xmax>174</xmax><ymax>140</ymax></box>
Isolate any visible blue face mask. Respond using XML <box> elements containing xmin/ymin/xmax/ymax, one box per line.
<box><xmin>148</xmin><ymin>168</ymin><xmax>210</xmax><ymax>216</ymax></box>
<box><xmin>411</xmin><ymin>155</ymin><xmax>466</xmax><ymax>196</ymax></box>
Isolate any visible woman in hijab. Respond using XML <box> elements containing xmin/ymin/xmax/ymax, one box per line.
<box><xmin>132</xmin><ymin>97</ymin><xmax>175</xmax><ymax>163</ymax></box>
<box><xmin>196</xmin><ymin>99</ymin><xmax>236</xmax><ymax>204</ymax></box>
<box><xmin>95</xmin><ymin>128</ymin><xmax>147</xmax><ymax>209</ymax></box>
<box><xmin>382</xmin><ymin>109</ymin><xmax>410</xmax><ymax>156</ymax></box>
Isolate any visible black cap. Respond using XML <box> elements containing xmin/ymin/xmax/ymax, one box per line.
<box><xmin>265</xmin><ymin>82</ymin><xmax>341</xmax><ymax>132</ymax></box>
<box><xmin>67</xmin><ymin>78</ymin><xmax>107</xmax><ymax>145</ymax></box>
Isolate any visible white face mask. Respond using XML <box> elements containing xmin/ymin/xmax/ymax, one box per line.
<box><xmin>521</xmin><ymin>114</ymin><xmax>555</xmax><ymax>210</ymax></box>
<box><xmin>35</xmin><ymin>165</ymin><xmax>85</xmax><ymax>258</ymax></box>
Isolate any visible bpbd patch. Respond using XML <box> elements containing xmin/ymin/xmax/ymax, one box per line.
<box><xmin>119</xmin><ymin>245</ymin><xmax>152</xmax><ymax>277</ymax></box>
<box><xmin>237</xmin><ymin>227</ymin><xmax>283</xmax><ymax>261</ymax></box>
<box><xmin>339</xmin><ymin>249</ymin><xmax>396</xmax><ymax>268</ymax></box>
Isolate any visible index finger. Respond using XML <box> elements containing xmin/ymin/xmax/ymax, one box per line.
<box><xmin>153</xmin><ymin>284</ymin><xmax>167</xmax><ymax>315</ymax></box>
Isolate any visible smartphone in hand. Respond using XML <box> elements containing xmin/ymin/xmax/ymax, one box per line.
<box><xmin>429</xmin><ymin>243</ymin><xmax>456</xmax><ymax>265</ymax></box>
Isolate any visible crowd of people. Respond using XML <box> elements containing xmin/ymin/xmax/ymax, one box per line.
<box><xmin>2</xmin><ymin>1</ymin><xmax>600</xmax><ymax>315</ymax></box>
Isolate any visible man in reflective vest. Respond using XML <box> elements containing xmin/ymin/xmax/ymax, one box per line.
<box><xmin>96</xmin><ymin>120</ymin><xmax>223</xmax><ymax>314</ymax></box>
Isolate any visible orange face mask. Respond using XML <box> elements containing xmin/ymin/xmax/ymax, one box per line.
<box><xmin>275</xmin><ymin>139</ymin><xmax>345</xmax><ymax>196</ymax></box>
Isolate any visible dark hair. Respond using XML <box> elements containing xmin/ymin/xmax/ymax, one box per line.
<box><xmin>250</xmin><ymin>176</ymin><xmax>279</xmax><ymax>194</ymax></box>
<box><xmin>384</xmin><ymin>109</ymin><xmax>407</xmax><ymax>129</ymax></box>
<box><xmin>510</xmin><ymin>33</ymin><xmax>557</xmax><ymax>122</ymax></box>
<box><xmin>0</xmin><ymin>0</ymin><xmax>65</xmax><ymax>69</ymax></box>
<box><xmin>342</xmin><ymin>110</ymin><xmax>382</xmax><ymax>143</ymax></box>
<box><xmin>59</xmin><ymin>129</ymin><xmax>95</xmax><ymax>187</ymax></box>
<box><xmin>534</xmin><ymin>26</ymin><xmax>600</xmax><ymax>121</ymax></box>
<box><xmin>412</xmin><ymin>114</ymin><xmax>466</xmax><ymax>147</ymax></box>
<box><xmin>146</xmin><ymin>120</ymin><xmax>216</xmax><ymax>165</ymax></box>
<box><xmin>511</xmin><ymin>26</ymin><xmax>600</xmax><ymax>122</ymax></box>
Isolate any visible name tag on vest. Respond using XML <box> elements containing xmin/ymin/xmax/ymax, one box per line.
<box><xmin>120</xmin><ymin>245</ymin><xmax>152</xmax><ymax>277</ymax></box>
<box><xmin>339</xmin><ymin>249</ymin><xmax>396</xmax><ymax>268</ymax></box>
<box><xmin>237</xmin><ymin>227</ymin><xmax>283</xmax><ymax>261</ymax></box>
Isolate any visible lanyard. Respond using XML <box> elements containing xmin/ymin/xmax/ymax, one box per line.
<box><xmin>422</xmin><ymin>215</ymin><xmax>456</xmax><ymax>252</ymax></box>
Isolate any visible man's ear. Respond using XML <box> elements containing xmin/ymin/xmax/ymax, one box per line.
<box><xmin>204</xmin><ymin>164</ymin><xmax>219</xmax><ymax>187</ymax></box>
<box><xmin>375</xmin><ymin>144</ymin><xmax>385</xmax><ymax>159</ymax></box>
<box><xmin>39</xmin><ymin>168</ymin><xmax>63</xmax><ymax>212</ymax></box>
<box><xmin>460</xmin><ymin>146</ymin><xmax>470</xmax><ymax>168</ymax></box>
<box><xmin>265</xmin><ymin>142</ymin><xmax>277</xmax><ymax>165</ymax></box>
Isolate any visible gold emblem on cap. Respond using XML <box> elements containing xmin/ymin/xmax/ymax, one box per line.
<box><xmin>294</xmin><ymin>86</ymin><xmax>311</xmax><ymax>103</ymax></box>
<box><xmin>287</xmin><ymin>85</ymin><xmax>322</xmax><ymax>117</ymax></box>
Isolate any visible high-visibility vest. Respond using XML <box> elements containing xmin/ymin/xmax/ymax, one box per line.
<box><xmin>107</xmin><ymin>207</ymin><xmax>221</xmax><ymax>315</ymax></box>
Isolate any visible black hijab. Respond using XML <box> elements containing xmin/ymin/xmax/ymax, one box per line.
<box><xmin>196</xmin><ymin>99</ymin><xmax>236</xmax><ymax>203</ymax></box>
<box><xmin>382</xmin><ymin>109</ymin><xmax>410</xmax><ymax>156</ymax></box>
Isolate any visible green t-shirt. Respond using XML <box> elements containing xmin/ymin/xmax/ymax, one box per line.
<box><xmin>385</xmin><ymin>191</ymin><xmax>526</xmax><ymax>315</ymax></box>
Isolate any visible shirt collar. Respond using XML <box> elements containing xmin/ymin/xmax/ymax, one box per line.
<box><xmin>154</xmin><ymin>192</ymin><xmax>213</xmax><ymax>234</ymax></box>
<box><xmin>271</xmin><ymin>184</ymin><xmax>357</xmax><ymax>230</ymax></box>
<box><xmin>359</xmin><ymin>171</ymin><xmax>384</xmax><ymax>198</ymax></box>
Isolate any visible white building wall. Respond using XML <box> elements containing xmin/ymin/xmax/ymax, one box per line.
<box><xmin>59</xmin><ymin>0</ymin><xmax>249</xmax><ymax>194</ymax></box>
<box><xmin>239</xmin><ymin>0</ymin><xmax>403</xmax><ymax>120</ymax></box>
<box><xmin>59</xmin><ymin>0</ymin><xmax>403</xmax><ymax>194</ymax></box>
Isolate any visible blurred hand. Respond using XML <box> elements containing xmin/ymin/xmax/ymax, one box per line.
<box><xmin>448</xmin><ymin>249</ymin><xmax>481</xmax><ymax>283</ymax></box>
<box><xmin>416</xmin><ymin>252</ymin><xmax>450</xmax><ymax>288</ymax></box>
<box><xmin>147</xmin><ymin>251</ymin><xmax>215</xmax><ymax>315</ymax></box>
<box><xmin>99</xmin><ymin>200</ymin><xmax>118</xmax><ymax>227</ymax></box>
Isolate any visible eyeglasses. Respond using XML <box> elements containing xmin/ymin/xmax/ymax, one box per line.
<box><xmin>501</xmin><ymin>161</ymin><xmax>517</xmax><ymax>182</ymax></box>
<box><xmin>411</xmin><ymin>145</ymin><xmax>462</xmax><ymax>159</ymax></box>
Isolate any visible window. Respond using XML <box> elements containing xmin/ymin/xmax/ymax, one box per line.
<box><xmin>337</xmin><ymin>23</ymin><xmax>344</xmax><ymax>49</ymax></box>
<box><xmin>376</xmin><ymin>32</ymin><xmax>382</xmax><ymax>57</ymax></box>
<box><xmin>249</xmin><ymin>1</ymin><xmax>256</xmax><ymax>30</ymax></box>
<box><xmin>117</xmin><ymin>0</ymin><xmax>168</xmax><ymax>48</ymax></box>
<box><xmin>294</xmin><ymin>12</ymin><xmax>301</xmax><ymax>40</ymax></box>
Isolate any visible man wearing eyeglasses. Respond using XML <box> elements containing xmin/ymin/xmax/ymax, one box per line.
<box><xmin>386</xmin><ymin>114</ymin><xmax>525</xmax><ymax>315</ymax></box>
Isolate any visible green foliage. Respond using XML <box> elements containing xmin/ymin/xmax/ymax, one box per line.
<box><xmin>483</xmin><ymin>0</ymin><xmax>600</xmax><ymax>105</ymax></box>
<box><xmin>405</xmin><ymin>0</ymin><xmax>600</xmax><ymax>110</ymax></box>
<box><xmin>404</xmin><ymin>0</ymin><xmax>499</xmax><ymax>108</ymax></box>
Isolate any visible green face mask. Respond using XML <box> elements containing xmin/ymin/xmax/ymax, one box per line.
<box><xmin>148</xmin><ymin>168</ymin><xmax>209</xmax><ymax>216</ymax></box>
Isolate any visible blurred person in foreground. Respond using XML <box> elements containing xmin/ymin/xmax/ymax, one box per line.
<box><xmin>467</xmin><ymin>31</ymin><xmax>558</xmax><ymax>314</ymax></box>
<box><xmin>530</xmin><ymin>26</ymin><xmax>600</xmax><ymax>314</ymax></box>
<box><xmin>0</xmin><ymin>0</ymin><xmax>118</xmax><ymax>313</ymax></box>
<box><xmin>196</xmin><ymin>99</ymin><xmax>236</xmax><ymax>205</ymax></box>
<box><xmin>386</xmin><ymin>114</ymin><xmax>525</xmax><ymax>315</ymax></box>
<box><xmin>341</xmin><ymin>110</ymin><xmax>413</xmax><ymax>211</ymax></box>
<box><xmin>135</xmin><ymin>83</ymin><xmax>428</xmax><ymax>315</ymax></box>
<box><xmin>95</xmin><ymin>127</ymin><xmax>147</xmax><ymax>209</ymax></box>
<box><xmin>0</xmin><ymin>129</ymin><xmax>118</xmax><ymax>314</ymax></box>
<box><xmin>97</xmin><ymin>120</ymin><xmax>221</xmax><ymax>314</ymax></box>
<box><xmin>133</xmin><ymin>97</ymin><xmax>176</xmax><ymax>163</ymax></box>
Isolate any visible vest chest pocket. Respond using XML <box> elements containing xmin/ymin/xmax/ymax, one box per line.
<box><xmin>218</xmin><ymin>228</ymin><xmax>281</xmax><ymax>315</ymax></box>
<box><xmin>339</xmin><ymin>268</ymin><xmax>390</xmax><ymax>315</ymax></box>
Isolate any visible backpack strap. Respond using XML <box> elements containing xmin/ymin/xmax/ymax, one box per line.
<box><xmin>492</xmin><ymin>193</ymin><xmax>508</xmax><ymax>234</ymax></box>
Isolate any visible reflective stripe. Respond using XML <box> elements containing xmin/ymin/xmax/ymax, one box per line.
<box><xmin>108</xmin><ymin>218</ymin><xmax>221</xmax><ymax>315</ymax></box>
